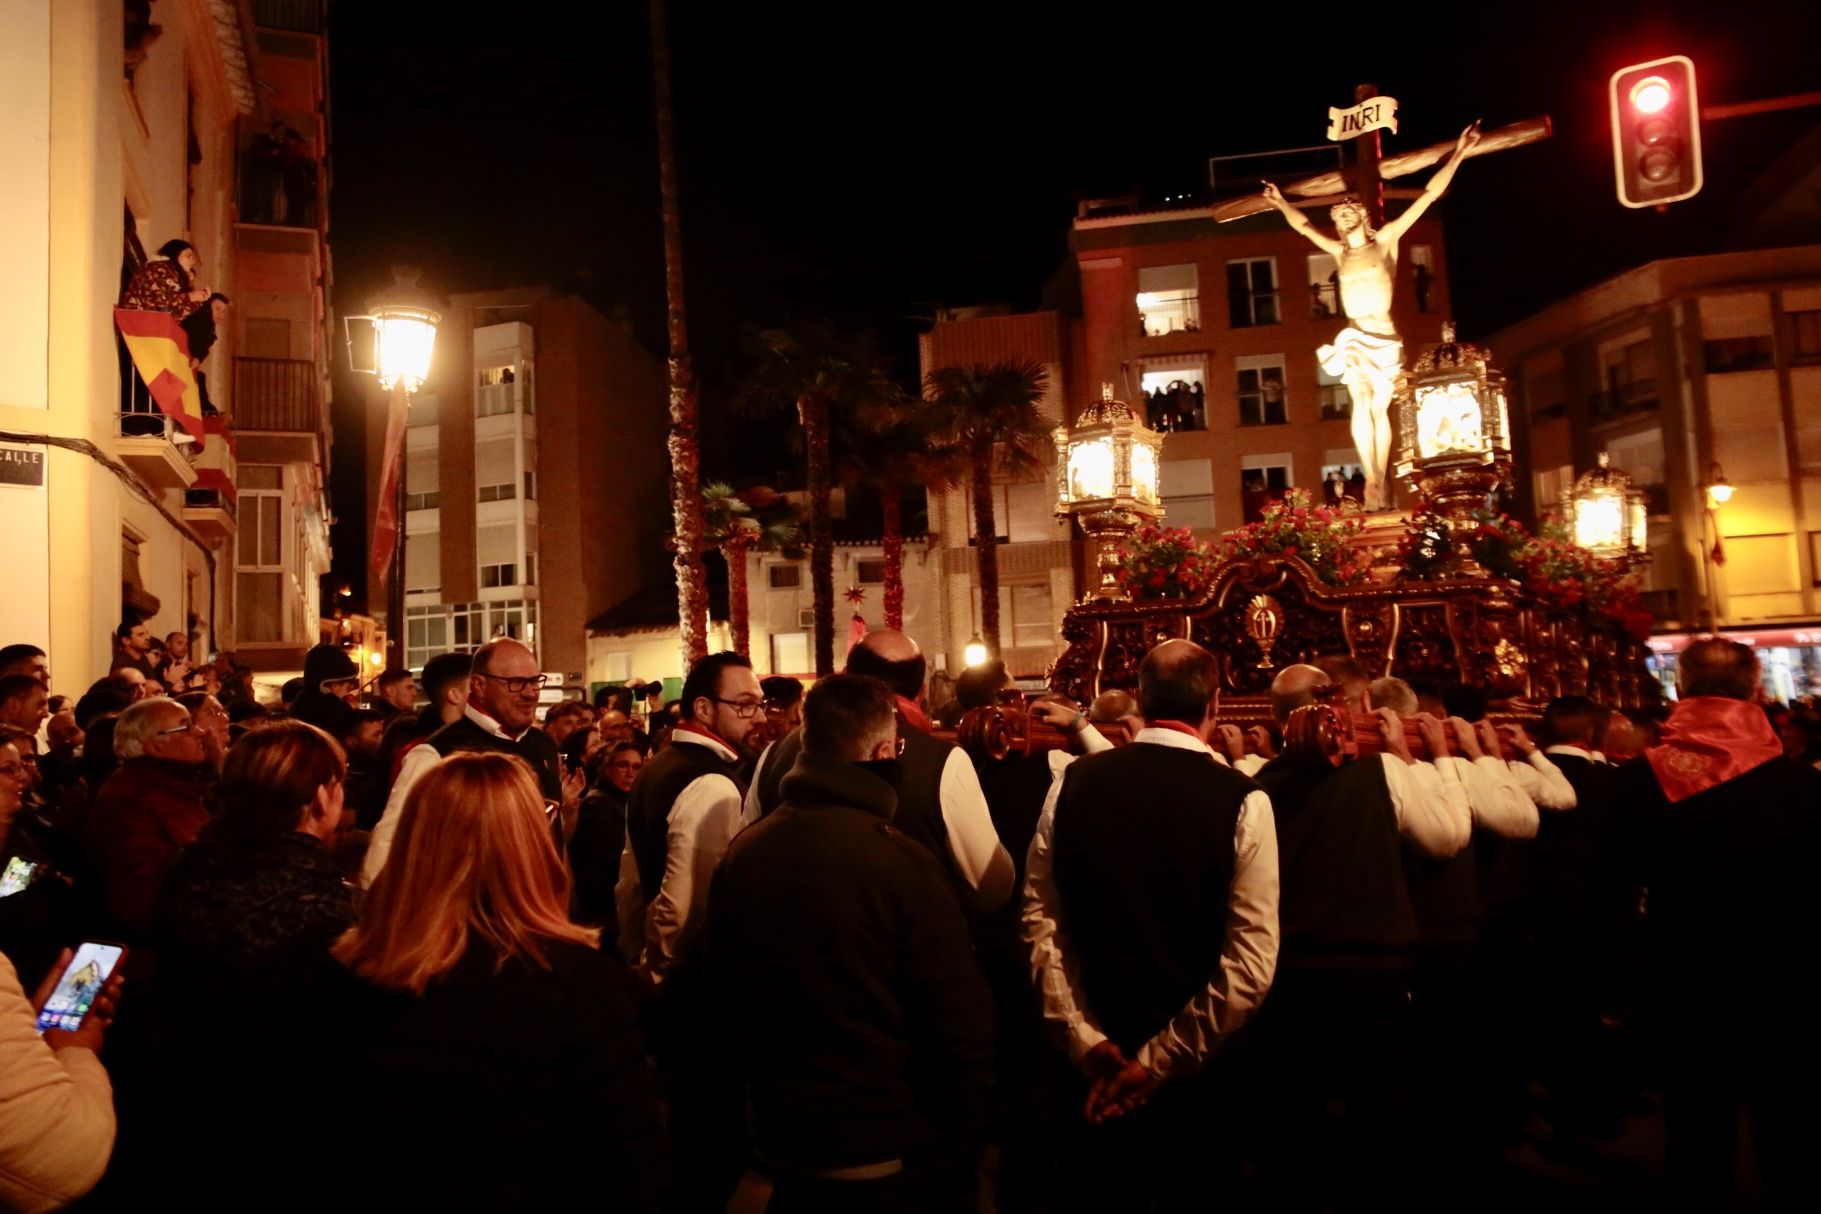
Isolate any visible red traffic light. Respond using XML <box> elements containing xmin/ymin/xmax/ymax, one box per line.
<box><xmin>1610</xmin><ymin>56</ymin><xmax>1703</xmax><ymax>208</ymax></box>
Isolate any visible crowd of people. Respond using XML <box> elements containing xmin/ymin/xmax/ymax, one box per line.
<box><xmin>0</xmin><ymin>624</ymin><xmax>1816</xmax><ymax>1212</ymax></box>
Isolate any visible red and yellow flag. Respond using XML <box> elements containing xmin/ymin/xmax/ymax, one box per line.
<box><xmin>114</xmin><ymin>308</ymin><xmax>205</xmax><ymax>441</ymax></box>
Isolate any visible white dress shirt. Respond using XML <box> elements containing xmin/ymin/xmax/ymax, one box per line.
<box><xmin>1436</xmin><ymin>754</ymin><xmax>1539</xmax><ymax>839</ymax></box>
<box><xmin>360</xmin><ymin>705</ymin><xmax>526</xmax><ymax>887</ymax></box>
<box><xmin>614</xmin><ymin>729</ymin><xmax>745</xmax><ymax>984</ymax></box>
<box><xmin>741</xmin><ymin>733</ymin><xmax>1017</xmax><ymax>912</ymax></box>
<box><xmin>1506</xmin><ymin>749</ymin><xmax>1577</xmax><ymax>811</ymax></box>
<box><xmin>1378</xmin><ymin>751</ymin><xmax>1474</xmax><ymax>857</ymax></box>
<box><xmin>1022</xmin><ymin>727</ymin><xmax>1281</xmax><ymax>1084</ymax></box>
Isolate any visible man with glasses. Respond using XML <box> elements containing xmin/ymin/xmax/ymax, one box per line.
<box><xmin>617</xmin><ymin>649</ymin><xmax>763</xmax><ymax>1213</ymax></box>
<box><xmin>362</xmin><ymin>639</ymin><xmax>581</xmax><ymax>885</ymax></box>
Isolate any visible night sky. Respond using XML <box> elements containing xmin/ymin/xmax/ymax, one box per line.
<box><xmin>323</xmin><ymin>0</ymin><xmax>1820</xmax><ymax>605</ymax></box>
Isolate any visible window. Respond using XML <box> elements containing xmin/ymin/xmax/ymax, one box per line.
<box><xmin>1307</xmin><ymin>254</ymin><xmax>1340</xmax><ymax>319</ymax></box>
<box><xmin>1139</xmin><ymin>364</ymin><xmax>1207</xmax><ymax>432</ymax></box>
<box><xmin>1136</xmin><ymin>264</ymin><xmax>1200</xmax><ymax>336</ymax></box>
<box><xmin>1316</xmin><ymin>355</ymin><xmax>1351</xmax><ymax>420</ymax></box>
<box><xmin>1227</xmin><ymin>258</ymin><xmax>1280</xmax><ymax>328</ymax></box>
<box><xmin>1236</xmin><ymin>356</ymin><xmax>1287</xmax><ymax>426</ymax></box>
<box><xmin>1596</xmin><ymin>336</ymin><xmax>1657</xmax><ymax>420</ymax></box>
<box><xmin>408</xmin><ymin>393</ymin><xmax>440</xmax><ymax>427</ymax></box>
<box><xmin>477</xmin><ymin>482</ymin><xmax>517</xmax><ymax>503</ymax></box>
<box><xmin>476</xmin><ymin>365</ymin><xmax>518</xmax><ymax>417</ymax></box>
<box><xmin>1160</xmin><ymin>459</ymin><xmax>1216</xmax><ymax>530</ymax></box>
<box><xmin>237</xmin><ymin>465</ymin><xmax>284</xmax><ymax>642</ymax></box>
<box><xmin>1792</xmin><ymin>310</ymin><xmax>1821</xmax><ymax>362</ymax></box>
<box><xmin>1010</xmin><ymin>584</ymin><xmax>1054</xmax><ymax>651</ymax></box>
<box><xmin>405</xmin><ymin>446</ymin><xmax>439</xmax><ymax>511</ymax></box>
<box><xmin>856</xmin><ymin>558</ymin><xmax>885</xmax><ymax>584</ymax></box>
<box><xmin>768</xmin><ymin>564</ymin><xmax>802</xmax><ymax>589</ymax></box>
<box><xmin>524</xmin><ymin>552</ymin><xmax>537</xmax><ymax>586</ymax></box>
<box><xmin>602</xmin><ymin>651</ymin><xmax>632</xmax><ymax>683</ymax></box>
<box><xmin>1240</xmin><ymin>454</ymin><xmax>1292</xmax><ymax>521</ymax></box>
<box><xmin>480</xmin><ymin>563</ymin><xmax>517</xmax><ymax>589</ymax></box>
<box><xmin>1525</xmin><ymin>355</ymin><xmax>1568</xmax><ymax>422</ymax></box>
<box><xmin>523</xmin><ymin>470</ymin><xmax>537</xmax><ymax>500</ymax></box>
<box><xmin>1533</xmin><ymin>463</ymin><xmax>1573</xmax><ymax>514</ymax></box>
<box><xmin>404</xmin><ymin>491</ymin><xmax>441</xmax><ymax>511</ymax></box>
<box><xmin>1704</xmin><ymin>335</ymin><xmax>1774</xmax><ymax>373</ymax></box>
<box><xmin>450</xmin><ymin>602</ymin><xmax>484</xmax><ymax>650</ymax></box>
<box><xmin>772</xmin><ymin>632</ymin><xmax>810</xmax><ymax>675</ymax></box>
<box><xmin>1409</xmin><ymin>245</ymin><xmax>1437</xmax><ymax>314</ymax></box>
<box><xmin>1320</xmin><ymin>449</ymin><xmax>1365</xmax><ymax>505</ymax></box>
<box><xmin>480</xmin><ymin>366</ymin><xmax>516</xmax><ymax>386</ymax></box>
<box><xmin>405</xmin><ymin>526</ymin><xmax>440</xmax><ymax>594</ymax></box>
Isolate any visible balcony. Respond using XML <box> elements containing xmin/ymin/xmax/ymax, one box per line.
<box><xmin>116</xmin><ymin>411</ymin><xmax>199</xmax><ymax>491</ymax></box>
<box><xmin>233</xmin><ymin>357</ymin><xmax>325</xmax><ymax>464</ymax></box>
<box><xmin>183</xmin><ymin>417</ymin><xmax>239</xmax><ymax>543</ymax></box>
<box><xmin>252</xmin><ymin>0</ymin><xmax>325</xmax><ymax>34</ymax></box>
<box><xmin>1589</xmin><ymin>379</ymin><xmax>1658</xmax><ymax>425</ymax></box>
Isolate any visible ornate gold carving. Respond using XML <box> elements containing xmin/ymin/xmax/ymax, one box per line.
<box><xmin>1246</xmin><ymin>594</ymin><xmax>1284</xmax><ymax>669</ymax></box>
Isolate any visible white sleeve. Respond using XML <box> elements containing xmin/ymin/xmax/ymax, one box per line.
<box><xmin>939</xmin><ymin>748</ymin><xmax>1016</xmax><ymax>911</ymax></box>
<box><xmin>1509</xmin><ymin>751</ymin><xmax>1577</xmax><ymax>811</ymax></box>
<box><xmin>1439</xmin><ymin>755</ymin><xmax>1539</xmax><ymax>840</ymax></box>
<box><xmin>1073</xmin><ymin>723</ymin><xmax>1115</xmax><ymax>755</ymax></box>
<box><xmin>1135</xmin><ymin>789</ymin><xmax>1280</xmax><ymax>1082</ymax></box>
<box><xmin>360</xmin><ymin>744</ymin><xmax>440</xmax><ymax>887</ymax></box>
<box><xmin>0</xmin><ymin>958</ymin><xmax>115</xmax><ymax>1213</ymax></box>
<box><xmin>1020</xmin><ymin>760</ymin><xmax>1108</xmax><ymax>1066</ymax></box>
<box><xmin>644</xmin><ymin>773</ymin><xmax>744</xmax><ymax>985</ymax></box>
<box><xmin>1234</xmin><ymin>754</ymin><xmax>1269</xmax><ymax>778</ymax></box>
<box><xmin>740</xmin><ymin>741</ymin><xmax>774</xmax><ymax>827</ymax></box>
<box><xmin>1381</xmin><ymin>754</ymin><xmax>1472</xmax><ymax>857</ymax></box>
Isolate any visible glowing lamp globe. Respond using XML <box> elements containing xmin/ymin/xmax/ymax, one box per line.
<box><xmin>348</xmin><ymin>267</ymin><xmax>442</xmax><ymax>394</ymax></box>
<box><xmin>1054</xmin><ymin>383</ymin><xmax>1165</xmax><ymax>601</ymax></box>
<box><xmin>963</xmin><ymin>636</ymin><xmax>989</xmax><ymax>668</ymax></box>
<box><xmin>1569</xmin><ymin>451</ymin><xmax>1649</xmax><ymax>564</ymax></box>
<box><xmin>1393</xmin><ymin>324</ymin><xmax>1513</xmax><ymax>576</ymax></box>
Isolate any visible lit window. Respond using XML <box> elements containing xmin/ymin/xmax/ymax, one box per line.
<box><xmin>1236</xmin><ymin>356</ymin><xmax>1288</xmax><ymax>426</ymax></box>
<box><xmin>1227</xmin><ymin>258</ymin><xmax>1279</xmax><ymax>328</ymax></box>
<box><xmin>1140</xmin><ymin>364</ymin><xmax>1207</xmax><ymax>432</ymax></box>
<box><xmin>1316</xmin><ymin>355</ymin><xmax>1351</xmax><ymax>420</ymax></box>
<box><xmin>1136</xmin><ymin>264</ymin><xmax>1200</xmax><ymax>336</ymax></box>
<box><xmin>1307</xmin><ymin>254</ymin><xmax>1340</xmax><ymax>320</ymax></box>
<box><xmin>1239</xmin><ymin>458</ymin><xmax>1292</xmax><ymax>521</ymax></box>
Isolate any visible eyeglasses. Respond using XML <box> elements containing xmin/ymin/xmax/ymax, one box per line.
<box><xmin>712</xmin><ymin>697</ymin><xmax>766</xmax><ymax>719</ymax></box>
<box><xmin>155</xmin><ymin>722</ymin><xmax>200</xmax><ymax>736</ymax></box>
<box><xmin>476</xmin><ymin>673</ymin><xmax>550</xmax><ymax>694</ymax></box>
<box><xmin>894</xmin><ymin>736</ymin><xmax>908</xmax><ymax>758</ymax></box>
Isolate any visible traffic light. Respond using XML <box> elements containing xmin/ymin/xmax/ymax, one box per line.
<box><xmin>1610</xmin><ymin>55</ymin><xmax>1703</xmax><ymax>208</ymax></box>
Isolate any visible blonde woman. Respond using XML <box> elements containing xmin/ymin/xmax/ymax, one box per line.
<box><xmin>331</xmin><ymin>752</ymin><xmax>665</xmax><ymax>1211</ymax></box>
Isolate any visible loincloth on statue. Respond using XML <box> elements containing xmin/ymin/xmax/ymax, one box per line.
<box><xmin>1318</xmin><ymin>327</ymin><xmax>1403</xmax><ymax>382</ymax></box>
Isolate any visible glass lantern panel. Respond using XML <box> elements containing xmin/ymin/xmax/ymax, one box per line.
<box><xmin>1130</xmin><ymin>443</ymin><xmax>1159</xmax><ymax>506</ymax></box>
<box><xmin>1414</xmin><ymin>382</ymin><xmax>1484</xmax><ymax>458</ymax></box>
<box><xmin>1068</xmin><ymin>437</ymin><xmax>1115</xmax><ymax>500</ymax></box>
<box><xmin>1574</xmin><ymin>490</ymin><xmax>1625</xmax><ymax>553</ymax></box>
<box><xmin>376</xmin><ymin>316</ymin><xmax>437</xmax><ymax>392</ymax></box>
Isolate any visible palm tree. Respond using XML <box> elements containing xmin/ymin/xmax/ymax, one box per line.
<box><xmin>924</xmin><ymin>360</ymin><xmax>1052</xmax><ymax>660</ymax></box>
<box><xmin>837</xmin><ymin>401</ymin><xmax>961</xmax><ymax>631</ymax></box>
<box><xmin>648</xmin><ymin>0</ymin><xmax>709</xmax><ymax>667</ymax></box>
<box><xmin>740</xmin><ymin>323</ymin><xmax>900</xmax><ymax>675</ymax></box>
<box><xmin>701</xmin><ymin>482</ymin><xmax>799</xmax><ymax>659</ymax></box>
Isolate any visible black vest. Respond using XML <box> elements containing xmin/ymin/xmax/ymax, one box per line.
<box><xmin>755</xmin><ymin>713</ymin><xmax>955</xmax><ymax>886</ymax></box>
<box><xmin>423</xmin><ymin>715</ymin><xmax>564</xmax><ymax>802</ymax></box>
<box><xmin>625</xmin><ymin>738</ymin><xmax>744</xmax><ymax>902</ymax></box>
<box><xmin>1050</xmin><ymin>743</ymin><xmax>1251</xmax><ymax>1055</ymax></box>
<box><xmin>1257</xmin><ymin>752</ymin><xmax>1420</xmax><ymax>965</ymax></box>
<box><xmin>1527</xmin><ymin>751</ymin><xmax>1615</xmax><ymax>922</ymax></box>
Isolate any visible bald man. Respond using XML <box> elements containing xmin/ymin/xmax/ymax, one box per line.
<box><xmin>744</xmin><ymin>629</ymin><xmax>1015</xmax><ymax>912</ymax></box>
<box><xmin>362</xmin><ymin>639</ymin><xmax>580</xmax><ymax>885</ymax></box>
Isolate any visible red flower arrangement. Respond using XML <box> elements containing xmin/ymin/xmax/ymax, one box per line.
<box><xmin>1116</xmin><ymin>524</ymin><xmax>1216</xmax><ymax>601</ymax></box>
<box><xmin>1215</xmin><ymin>490</ymin><xmax>1371</xmax><ymax>586</ymax></box>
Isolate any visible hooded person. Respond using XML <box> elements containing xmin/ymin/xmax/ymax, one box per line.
<box><xmin>288</xmin><ymin>645</ymin><xmax>359</xmax><ymax>739</ymax></box>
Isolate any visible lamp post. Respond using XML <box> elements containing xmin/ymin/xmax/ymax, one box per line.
<box><xmin>1392</xmin><ymin>323</ymin><xmax>1513</xmax><ymax>577</ymax></box>
<box><xmin>1054</xmin><ymin>384</ymin><xmax>1165</xmax><ymax>601</ymax></box>
<box><xmin>963</xmin><ymin>635</ymin><xmax>989</xmax><ymax>669</ymax></box>
<box><xmin>1568</xmin><ymin>451</ymin><xmax>1649</xmax><ymax>566</ymax></box>
<box><xmin>346</xmin><ymin>267</ymin><xmax>441</xmax><ymax>672</ymax></box>
<box><xmin>1701</xmin><ymin>461</ymin><xmax>1732</xmax><ymax>629</ymax></box>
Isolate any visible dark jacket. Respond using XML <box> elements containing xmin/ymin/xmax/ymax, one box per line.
<box><xmin>329</xmin><ymin>940</ymin><xmax>666</xmax><ymax>1212</ymax></box>
<box><xmin>424</xmin><ymin>713</ymin><xmax>564</xmax><ymax>802</ymax></box>
<box><xmin>571</xmin><ymin>783</ymin><xmax>628</xmax><ymax>937</ymax></box>
<box><xmin>81</xmin><ymin>757</ymin><xmax>212</xmax><ymax>947</ymax></box>
<box><xmin>706</xmin><ymin>752</ymin><xmax>995</xmax><ymax>1173</ymax></box>
<box><xmin>0</xmin><ymin>811</ymin><xmax>78</xmax><ymax>989</ymax></box>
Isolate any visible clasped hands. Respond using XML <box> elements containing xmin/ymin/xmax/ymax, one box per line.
<box><xmin>1081</xmin><ymin>1039</ymin><xmax>1158</xmax><ymax>1125</ymax></box>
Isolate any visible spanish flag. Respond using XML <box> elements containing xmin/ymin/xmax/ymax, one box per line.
<box><xmin>114</xmin><ymin>308</ymin><xmax>206</xmax><ymax>442</ymax></box>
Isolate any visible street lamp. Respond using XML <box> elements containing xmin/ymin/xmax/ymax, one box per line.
<box><xmin>1568</xmin><ymin>451</ymin><xmax>1649</xmax><ymax>564</ymax></box>
<box><xmin>963</xmin><ymin>635</ymin><xmax>989</xmax><ymax>668</ymax></box>
<box><xmin>1054</xmin><ymin>383</ymin><xmax>1164</xmax><ymax>601</ymax></box>
<box><xmin>1392</xmin><ymin>323</ymin><xmax>1512</xmax><ymax>576</ymax></box>
<box><xmin>345</xmin><ymin>266</ymin><xmax>442</xmax><ymax>670</ymax></box>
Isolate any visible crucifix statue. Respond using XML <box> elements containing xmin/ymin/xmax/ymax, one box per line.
<box><xmin>1217</xmin><ymin>96</ymin><xmax>1550</xmax><ymax>512</ymax></box>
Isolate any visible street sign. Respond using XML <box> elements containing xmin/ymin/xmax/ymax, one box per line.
<box><xmin>1327</xmin><ymin>96</ymin><xmax>1399</xmax><ymax>141</ymax></box>
<box><xmin>0</xmin><ymin>444</ymin><xmax>46</xmax><ymax>488</ymax></box>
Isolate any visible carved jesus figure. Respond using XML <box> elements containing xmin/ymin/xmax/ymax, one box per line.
<box><xmin>1262</xmin><ymin>121</ymin><xmax>1481</xmax><ymax>509</ymax></box>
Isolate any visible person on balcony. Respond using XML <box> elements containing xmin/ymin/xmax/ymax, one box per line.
<box><xmin>120</xmin><ymin>239</ymin><xmax>209</xmax><ymax>323</ymax></box>
<box><xmin>179</xmin><ymin>293</ymin><xmax>230</xmax><ymax>416</ymax></box>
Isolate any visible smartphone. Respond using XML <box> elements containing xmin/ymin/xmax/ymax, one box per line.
<box><xmin>36</xmin><ymin>941</ymin><xmax>127</xmax><ymax>1034</ymax></box>
<box><xmin>0</xmin><ymin>856</ymin><xmax>39</xmax><ymax>898</ymax></box>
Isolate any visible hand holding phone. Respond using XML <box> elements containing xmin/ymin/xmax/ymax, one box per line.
<box><xmin>33</xmin><ymin>942</ymin><xmax>127</xmax><ymax>1049</ymax></box>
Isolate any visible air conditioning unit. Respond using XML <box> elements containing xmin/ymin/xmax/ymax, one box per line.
<box><xmin>797</xmin><ymin>609</ymin><xmax>815</xmax><ymax>629</ymax></box>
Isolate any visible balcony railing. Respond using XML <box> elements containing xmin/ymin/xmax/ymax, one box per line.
<box><xmin>233</xmin><ymin>357</ymin><xmax>319</xmax><ymax>433</ymax></box>
<box><xmin>1589</xmin><ymin>379</ymin><xmax>1658</xmax><ymax>424</ymax></box>
<box><xmin>251</xmin><ymin>0</ymin><xmax>324</xmax><ymax>33</ymax></box>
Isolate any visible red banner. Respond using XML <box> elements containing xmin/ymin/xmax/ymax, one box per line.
<box><xmin>369</xmin><ymin>385</ymin><xmax>410</xmax><ymax>576</ymax></box>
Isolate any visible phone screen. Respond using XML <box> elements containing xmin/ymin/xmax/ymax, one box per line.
<box><xmin>36</xmin><ymin>942</ymin><xmax>126</xmax><ymax>1034</ymax></box>
<box><xmin>0</xmin><ymin>856</ymin><xmax>38</xmax><ymax>898</ymax></box>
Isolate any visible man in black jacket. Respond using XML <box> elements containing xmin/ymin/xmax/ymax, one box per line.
<box><xmin>375</xmin><ymin>651</ymin><xmax>469</xmax><ymax>784</ymax></box>
<box><xmin>1615</xmin><ymin>638</ymin><xmax>1821</xmax><ymax>1208</ymax></box>
<box><xmin>708</xmin><ymin>674</ymin><xmax>994</xmax><ymax>1212</ymax></box>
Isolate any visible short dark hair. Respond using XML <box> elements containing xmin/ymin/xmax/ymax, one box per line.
<box><xmin>544</xmin><ymin>701</ymin><xmax>589</xmax><ymax>726</ymax></box>
<box><xmin>1139</xmin><ymin>641</ymin><xmax>1219</xmax><ymax>724</ymax></box>
<box><xmin>0</xmin><ymin>675</ymin><xmax>41</xmax><ymax>706</ymax></box>
<box><xmin>343</xmin><ymin>707</ymin><xmax>386</xmax><ymax>733</ymax></box>
<box><xmin>420</xmin><ymin>652</ymin><xmax>473</xmax><ymax>703</ymax></box>
<box><xmin>377</xmin><ymin>668</ymin><xmax>414</xmax><ymax>691</ymax></box>
<box><xmin>1679</xmin><ymin>637</ymin><xmax>1760</xmax><ymax>700</ymax></box>
<box><xmin>227</xmin><ymin>701</ymin><xmax>269</xmax><ymax>724</ymax></box>
<box><xmin>156</xmin><ymin>238</ymin><xmax>193</xmax><ymax>260</ymax></box>
<box><xmin>802</xmin><ymin>674</ymin><xmax>897</xmax><ymax>761</ymax></box>
<box><xmin>760</xmin><ymin>675</ymin><xmax>804</xmax><ymax>708</ymax></box>
<box><xmin>0</xmin><ymin>644</ymin><xmax>45</xmax><ymax>674</ymax></box>
<box><xmin>1541</xmin><ymin>695</ymin><xmax>1601</xmax><ymax>748</ymax></box>
<box><xmin>954</xmin><ymin>660</ymin><xmax>1010</xmax><ymax>710</ymax></box>
<box><xmin>206</xmin><ymin>291</ymin><xmax>230</xmax><ymax>306</ymax></box>
<box><xmin>1442</xmin><ymin>684</ymin><xmax>1489</xmax><ymax>723</ymax></box>
<box><xmin>116</xmin><ymin>620</ymin><xmax>143</xmax><ymax>642</ymax></box>
<box><xmin>844</xmin><ymin>646</ymin><xmax>925</xmax><ymax>700</ymax></box>
<box><xmin>681</xmin><ymin>652</ymin><xmax>753</xmax><ymax>719</ymax></box>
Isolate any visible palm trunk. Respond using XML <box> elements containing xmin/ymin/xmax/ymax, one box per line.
<box><xmin>803</xmin><ymin>394</ymin><xmax>835</xmax><ymax>676</ymax></box>
<box><xmin>724</xmin><ymin>533</ymin><xmax>751</xmax><ymax>658</ymax></box>
<box><xmin>650</xmin><ymin>0</ymin><xmax>708</xmax><ymax>669</ymax></box>
<box><xmin>971</xmin><ymin>438</ymin><xmax>1000</xmax><ymax>657</ymax></box>
<box><xmin>881</xmin><ymin>489</ymin><xmax>904</xmax><ymax>631</ymax></box>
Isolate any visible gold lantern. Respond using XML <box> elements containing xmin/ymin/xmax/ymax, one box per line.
<box><xmin>1568</xmin><ymin>451</ymin><xmax>1649</xmax><ymax>564</ymax></box>
<box><xmin>1393</xmin><ymin>323</ymin><xmax>1513</xmax><ymax>575</ymax></box>
<box><xmin>1054</xmin><ymin>383</ymin><xmax>1164</xmax><ymax>601</ymax></box>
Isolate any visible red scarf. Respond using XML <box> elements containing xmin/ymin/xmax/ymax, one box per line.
<box><xmin>895</xmin><ymin>696</ymin><xmax>932</xmax><ymax>735</ymax></box>
<box><xmin>1645</xmin><ymin>697</ymin><xmax>1783</xmax><ymax>803</ymax></box>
